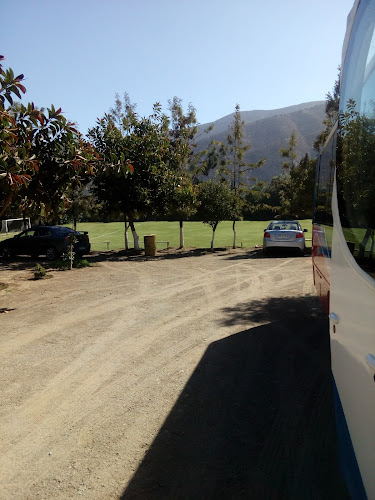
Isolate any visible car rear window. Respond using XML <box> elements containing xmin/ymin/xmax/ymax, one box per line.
<box><xmin>53</xmin><ymin>227</ymin><xmax>73</xmax><ymax>235</ymax></box>
<box><xmin>269</xmin><ymin>222</ymin><xmax>300</xmax><ymax>231</ymax></box>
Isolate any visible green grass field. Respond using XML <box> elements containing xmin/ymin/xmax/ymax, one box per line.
<box><xmin>0</xmin><ymin>220</ymin><xmax>313</xmax><ymax>250</ymax></box>
<box><xmin>64</xmin><ymin>220</ymin><xmax>313</xmax><ymax>251</ymax></box>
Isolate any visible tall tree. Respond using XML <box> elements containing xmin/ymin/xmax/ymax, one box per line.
<box><xmin>280</xmin><ymin>131</ymin><xmax>298</xmax><ymax>173</ymax></box>
<box><xmin>219</xmin><ymin>104</ymin><xmax>264</xmax><ymax>247</ymax></box>
<box><xmin>314</xmin><ymin>70</ymin><xmax>340</xmax><ymax>152</ymax></box>
<box><xmin>167</xmin><ymin>97</ymin><xmax>198</xmax><ymax>248</ymax></box>
<box><xmin>279</xmin><ymin>131</ymin><xmax>299</xmax><ymax>217</ymax></box>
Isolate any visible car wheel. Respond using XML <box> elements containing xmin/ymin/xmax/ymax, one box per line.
<box><xmin>263</xmin><ymin>248</ymin><xmax>269</xmax><ymax>257</ymax></box>
<box><xmin>46</xmin><ymin>247</ymin><xmax>57</xmax><ymax>260</ymax></box>
<box><xmin>299</xmin><ymin>248</ymin><xmax>305</xmax><ymax>257</ymax></box>
<box><xmin>1</xmin><ymin>246</ymin><xmax>13</xmax><ymax>259</ymax></box>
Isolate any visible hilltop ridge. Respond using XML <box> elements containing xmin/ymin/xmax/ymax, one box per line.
<box><xmin>196</xmin><ymin>101</ymin><xmax>325</xmax><ymax>182</ymax></box>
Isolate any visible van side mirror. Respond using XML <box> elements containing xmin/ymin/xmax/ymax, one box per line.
<box><xmin>303</xmin><ymin>228</ymin><xmax>308</xmax><ymax>232</ymax></box>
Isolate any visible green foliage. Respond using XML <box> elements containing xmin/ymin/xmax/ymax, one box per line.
<box><xmin>0</xmin><ymin>56</ymin><xmax>26</xmax><ymax>109</ymax></box>
<box><xmin>245</xmin><ymin>180</ymin><xmax>283</xmax><ymax>220</ymax></box>
<box><xmin>33</xmin><ymin>263</ymin><xmax>47</xmax><ymax>280</ymax></box>
<box><xmin>219</xmin><ymin>104</ymin><xmax>265</xmax><ymax>197</ymax></box>
<box><xmin>0</xmin><ymin>56</ymin><xmax>100</xmax><ymax>221</ymax></box>
<box><xmin>197</xmin><ymin>180</ymin><xmax>238</xmax><ymax>226</ymax></box>
<box><xmin>53</xmin><ymin>255</ymin><xmax>92</xmax><ymax>270</ymax></box>
<box><xmin>277</xmin><ymin>131</ymin><xmax>315</xmax><ymax>219</ymax></box>
<box><xmin>166</xmin><ymin>97</ymin><xmax>199</xmax><ymax>222</ymax></box>
<box><xmin>74</xmin><ymin>258</ymin><xmax>91</xmax><ymax>268</ymax></box>
<box><xmin>280</xmin><ymin>131</ymin><xmax>298</xmax><ymax>172</ymax></box>
<box><xmin>337</xmin><ymin>99</ymin><xmax>375</xmax><ymax>229</ymax></box>
<box><xmin>63</xmin><ymin>185</ymin><xmax>102</xmax><ymax>226</ymax></box>
<box><xmin>89</xmin><ymin>100</ymin><xmax>172</xmax><ymax>220</ymax></box>
<box><xmin>314</xmin><ymin>70</ymin><xmax>340</xmax><ymax>152</ymax></box>
<box><xmin>197</xmin><ymin>179</ymin><xmax>240</xmax><ymax>249</ymax></box>
<box><xmin>89</xmin><ymin>95</ymin><xmax>198</xmax><ymax>250</ymax></box>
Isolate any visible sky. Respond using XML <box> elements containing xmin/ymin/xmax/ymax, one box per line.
<box><xmin>2</xmin><ymin>0</ymin><xmax>355</xmax><ymax>135</ymax></box>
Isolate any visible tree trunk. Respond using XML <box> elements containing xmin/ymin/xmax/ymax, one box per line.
<box><xmin>359</xmin><ymin>226</ymin><xmax>372</xmax><ymax>259</ymax></box>
<box><xmin>211</xmin><ymin>222</ymin><xmax>218</xmax><ymax>251</ymax></box>
<box><xmin>70</xmin><ymin>240</ymin><xmax>74</xmax><ymax>270</ymax></box>
<box><xmin>73</xmin><ymin>217</ymin><xmax>77</xmax><ymax>231</ymax></box>
<box><xmin>128</xmin><ymin>214</ymin><xmax>140</xmax><ymax>250</ymax></box>
<box><xmin>232</xmin><ymin>220</ymin><xmax>237</xmax><ymax>249</ymax></box>
<box><xmin>370</xmin><ymin>229</ymin><xmax>374</xmax><ymax>259</ymax></box>
<box><xmin>124</xmin><ymin>215</ymin><xmax>129</xmax><ymax>250</ymax></box>
<box><xmin>179</xmin><ymin>220</ymin><xmax>184</xmax><ymax>249</ymax></box>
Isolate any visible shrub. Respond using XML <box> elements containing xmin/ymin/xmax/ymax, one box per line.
<box><xmin>74</xmin><ymin>258</ymin><xmax>91</xmax><ymax>268</ymax></box>
<box><xmin>52</xmin><ymin>257</ymin><xmax>91</xmax><ymax>270</ymax></box>
<box><xmin>34</xmin><ymin>263</ymin><xmax>47</xmax><ymax>280</ymax></box>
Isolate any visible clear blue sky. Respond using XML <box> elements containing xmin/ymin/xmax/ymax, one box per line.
<box><xmin>3</xmin><ymin>0</ymin><xmax>355</xmax><ymax>135</ymax></box>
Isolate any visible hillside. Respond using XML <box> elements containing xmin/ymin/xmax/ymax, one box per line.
<box><xmin>195</xmin><ymin>101</ymin><xmax>325</xmax><ymax>183</ymax></box>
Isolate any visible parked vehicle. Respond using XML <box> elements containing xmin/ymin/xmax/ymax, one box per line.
<box><xmin>263</xmin><ymin>220</ymin><xmax>307</xmax><ymax>256</ymax></box>
<box><xmin>0</xmin><ymin>226</ymin><xmax>90</xmax><ymax>260</ymax></box>
<box><xmin>313</xmin><ymin>0</ymin><xmax>375</xmax><ymax>497</ymax></box>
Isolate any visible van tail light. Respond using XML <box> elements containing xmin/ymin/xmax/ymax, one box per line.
<box><xmin>296</xmin><ymin>231</ymin><xmax>303</xmax><ymax>238</ymax></box>
<box><xmin>264</xmin><ymin>232</ymin><xmax>271</xmax><ymax>239</ymax></box>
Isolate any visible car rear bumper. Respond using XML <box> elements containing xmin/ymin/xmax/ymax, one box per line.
<box><xmin>263</xmin><ymin>239</ymin><xmax>305</xmax><ymax>251</ymax></box>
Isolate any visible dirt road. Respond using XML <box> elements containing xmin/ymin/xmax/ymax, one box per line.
<box><xmin>0</xmin><ymin>249</ymin><xmax>348</xmax><ymax>499</ymax></box>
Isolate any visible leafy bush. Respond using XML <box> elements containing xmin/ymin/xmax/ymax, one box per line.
<box><xmin>74</xmin><ymin>258</ymin><xmax>91</xmax><ymax>268</ymax></box>
<box><xmin>52</xmin><ymin>257</ymin><xmax>91</xmax><ymax>270</ymax></box>
<box><xmin>34</xmin><ymin>263</ymin><xmax>47</xmax><ymax>280</ymax></box>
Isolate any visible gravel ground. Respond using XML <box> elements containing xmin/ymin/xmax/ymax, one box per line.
<box><xmin>0</xmin><ymin>248</ymin><xmax>348</xmax><ymax>499</ymax></box>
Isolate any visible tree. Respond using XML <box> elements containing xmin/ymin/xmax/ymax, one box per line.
<box><xmin>0</xmin><ymin>56</ymin><xmax>36</xmax><ymax>217</ymax></box>
<box><xmin>288</xmin><ymin>154</ymin><xmax>316</xmax><ymax>218</ymax></box>
<box><xmin>280</xmin><ymin>131</ymin><xmax>298</xmax><ymax>173</ymax></box>
<box><xmin>244</xmin><ymin>180</ymin><xmax>283</xmax><ymax>220</ymax></box>
<box><xmin>89</xmin><ymin>97</ymin><xmax>180</xmax><ymax>250</ymax></box>
<box><xmin>20</xmin><ymin>106</ymin><xmax>99</xmax><ymax>223</ymax></box>
<box><xmin>314</xmin><ymin>70</ymin><xmax>340</xmax><ymax>152</ymax></box>
<box><xmin>166</xmin><ymin>97</ymin><xmax>199</xmax><ymax>248</ymax></box>
<box><xmin>63</xmin><ymin>184</ymin><xmax>102</xmax><ymax>229</ymax></box>
<box><xmin>219</xmin><ymin>104</ymin><xmax>264</xmax><ymax>247</ymax></box>
<box><xmin>337</xmin><ymin>99</ymin><xmax>375</xmax><ymax>259</ymax></box>
<box><xmin>197</xmin><ymin>179</ymin><xmax>239</xmax><ymax>250</ymax></box>
<box><xmin>0</xmin><ymin>56</ymin><xmax>99</xmax><ymax>222</ymax></box>
<box><xmin>278</xmin><ymin>131</ymin><xmax>299</xmax><ymax>218</ymax></box>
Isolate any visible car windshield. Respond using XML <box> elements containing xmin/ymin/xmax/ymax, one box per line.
<box><xmin>268</xmin><ymin>221</ymin><xmax>300</xmax><ymax>231</ymax></box>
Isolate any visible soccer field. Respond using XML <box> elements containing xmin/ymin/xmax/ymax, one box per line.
<box><xmin>69</xmin><ymin>220</ymin><xmax>312</xmax><ymax>251</ymax></box>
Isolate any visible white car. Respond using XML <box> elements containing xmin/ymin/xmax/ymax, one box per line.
<box><xmin>263</xmin><ymin>220</ymin><xmax>307</xmax><ymax>256</ymax></box>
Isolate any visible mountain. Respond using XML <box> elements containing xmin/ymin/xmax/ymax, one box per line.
<box><xmin>195</xmin><ymin>101</ymin><xmax>325</xmax><ymax>183</ymax></box>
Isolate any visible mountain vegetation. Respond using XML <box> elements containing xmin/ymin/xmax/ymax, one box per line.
<box><xmin>195</xmin><ymin>101</ymin><xmax>325</xmax><ymax>183</ymax></box>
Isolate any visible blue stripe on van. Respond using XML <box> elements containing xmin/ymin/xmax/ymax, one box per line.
<box><xmin>333</xmin><ymin>378</ymin><xmax>367</xmax><ymax>500</ymax></box>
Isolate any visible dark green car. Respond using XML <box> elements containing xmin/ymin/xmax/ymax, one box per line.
<box><xmin>0</xmin><ymin>226</ymin><xmax>90</xmax><ymax>260</ymax></box>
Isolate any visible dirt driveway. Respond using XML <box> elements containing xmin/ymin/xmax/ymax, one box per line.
<box><xmin>0</xmin><ymin>248</ymin><xmax>348</xmax><ymax>499</ymax></box>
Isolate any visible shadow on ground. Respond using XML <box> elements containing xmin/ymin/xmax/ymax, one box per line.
<box><xmin>220</xmin><ymin>295</ymin><xmax>324</xmax><ymax>327</ymax></box>
<box><xmin>122</xmin><ymin>296</ymin><xmax>349</xmax><ymax>499</ymax></box>
<box><xmin>224</xmin><ymin>247</ymin><xmax>313</xmax><ymax>261</ymax></box>
<box><xmin>0</xmin><ymin>248</ymin><xmax>256</xmax><ymax>270</ymax></box>
<box><xmin>0</xmin><ymin>246</ymin><xmax>313</xmax><ymax>269</ymax></box>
